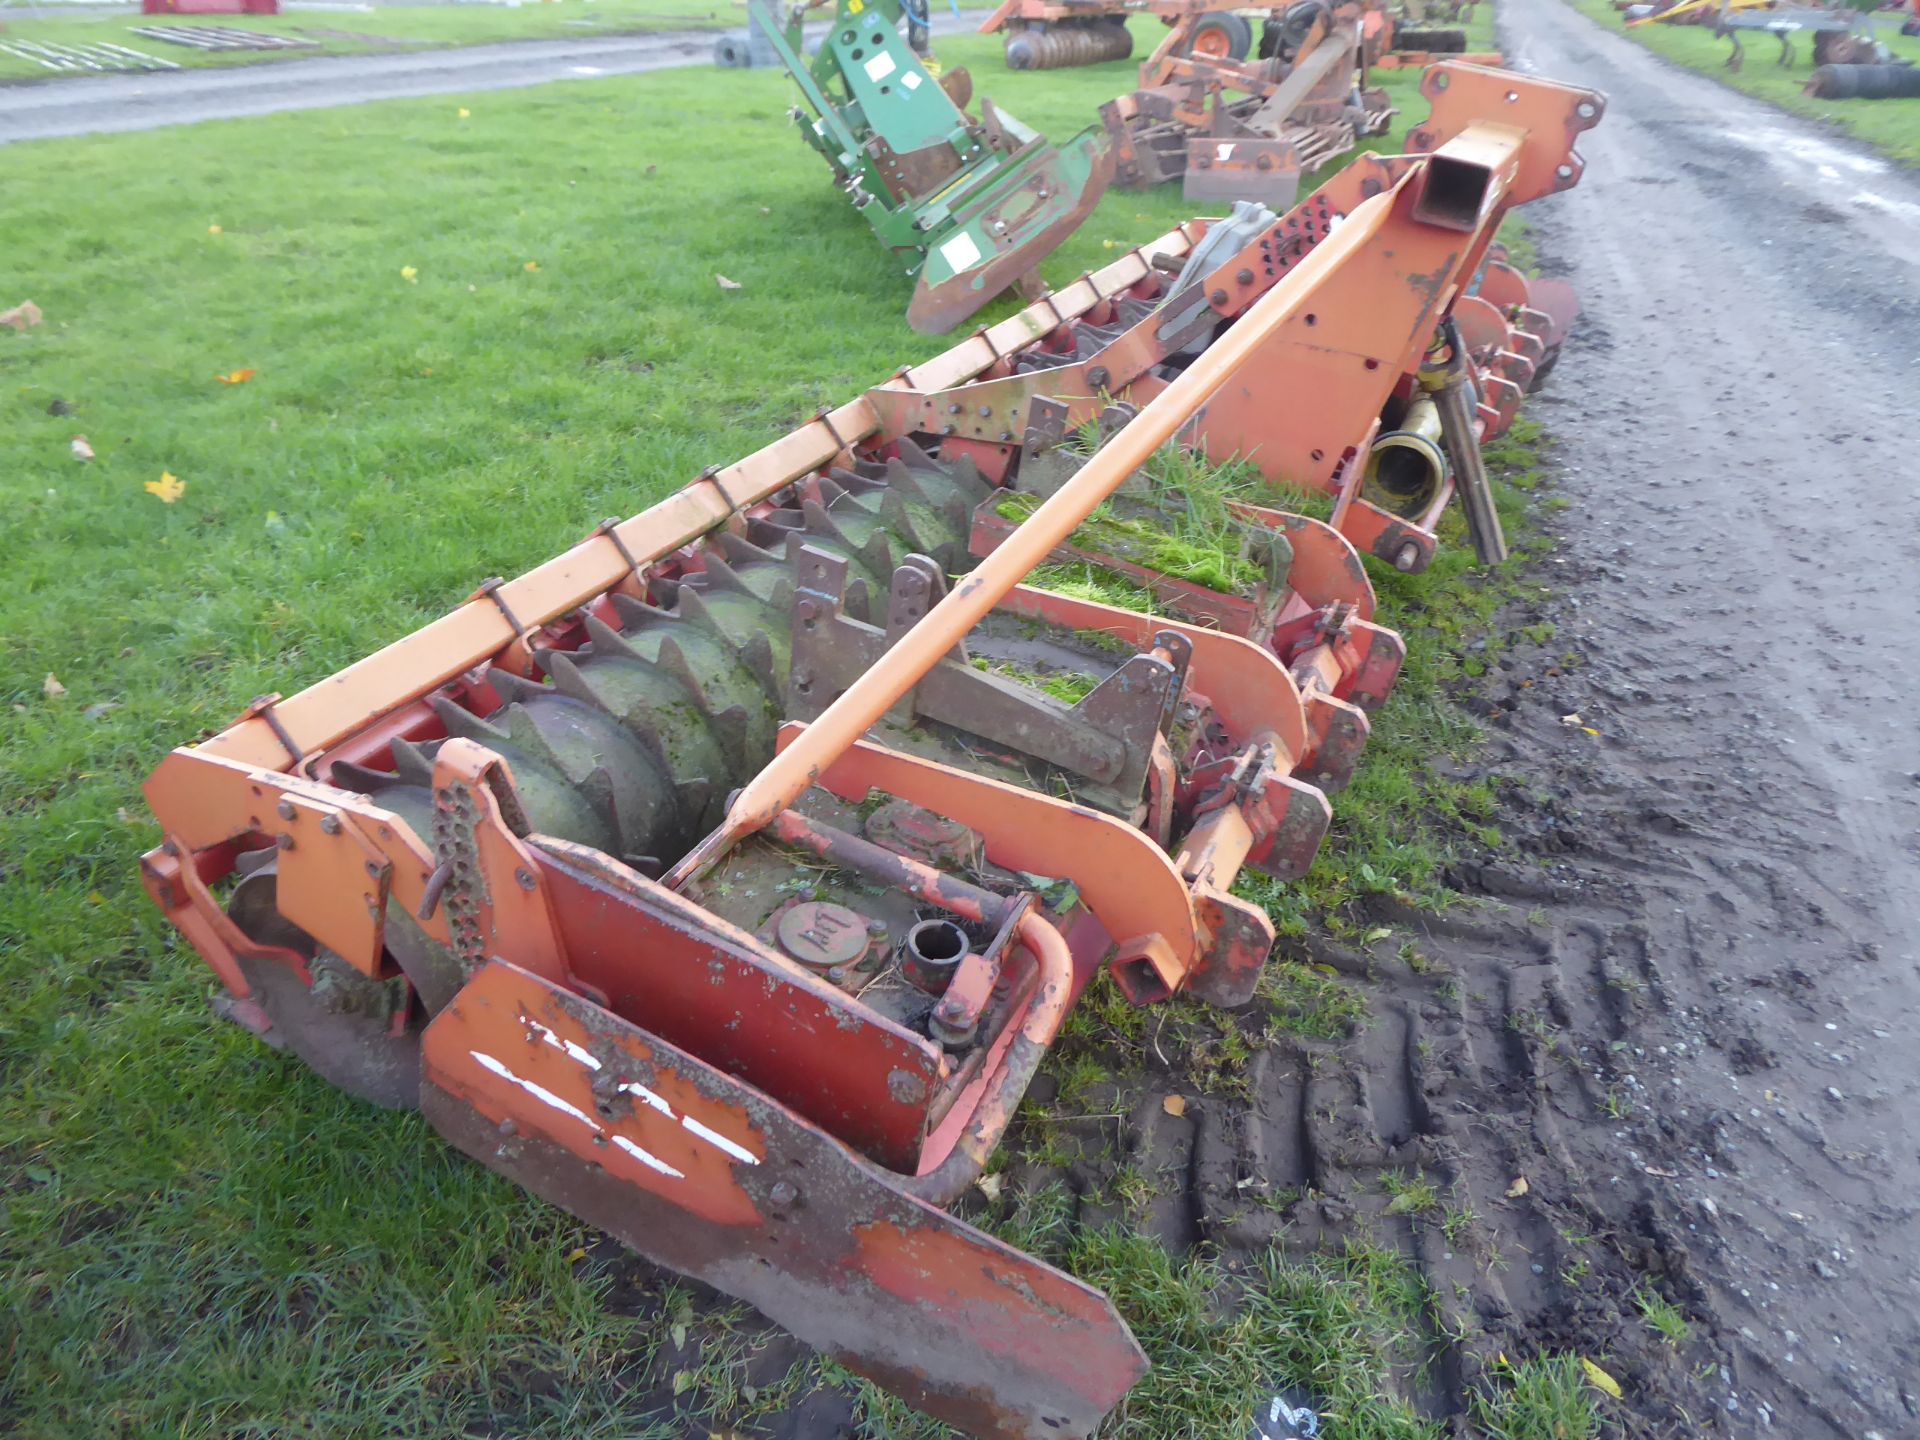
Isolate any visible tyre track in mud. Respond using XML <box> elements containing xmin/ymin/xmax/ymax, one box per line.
<box><xmin>1294</xmin><ymin>0</ymin><xmax>1920</xmax><ymax>1430</ymax></box>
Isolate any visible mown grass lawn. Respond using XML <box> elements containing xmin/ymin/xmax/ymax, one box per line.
<box><xmin>1</xmin><ymin>11</ymin><xmax>1595</xmax><ymax>1438</ymax></box>
<box><xmin>1561</xmin><ymin>0</ymin><xmax>1920</xmax><ymax>165</ymax></box>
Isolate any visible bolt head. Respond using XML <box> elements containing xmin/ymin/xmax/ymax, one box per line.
<box><xmin>515</xmin><ymin>867</ymin><xmax>536</xmax><ymax>891</ymax></box>
<box><xmin>320</xmin><ymin>815</ymin><xmax>342</xmax><ymax>835</ymax></box>
<box><xmin>769</xmin><ymin>1180</ymin><xmax>799</xmax><ymax>1209</ymax></box>
<box><xmin>276</xmin><ymin>800</ymin><xmax>296</xmax><ymax>821</ymax></box>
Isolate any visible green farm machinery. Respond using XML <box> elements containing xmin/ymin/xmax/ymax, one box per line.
<box><xmin>749</xmin><ymin>0</ymin><xmax>1113</xmax><ymax>333</ymax></box>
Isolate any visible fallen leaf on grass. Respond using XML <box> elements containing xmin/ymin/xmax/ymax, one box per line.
<box><xmin>715</xmin><ymin>274</ymin><xmax>743</xmax><ymax>291</ymax></box>
<box><xmin>1579</xmin><ymin>1357</ymin><xmax>1622</xmax><ymax>1400</ymax></box>
<box><xmin>1505</xmin><ymin>1176</ymin><xmax>1529</xmax><ymax>1198</ymax></box>
<box><xmin>401</xmin><ymin>265</ymin><xmax>419</xmax><ymax>284</ymax></box>
<box><xmin>1162</xmin><ymin>1094</ymin><xmax>1187</xmax><ymax>1118</ymax></box>
<box><xmin>1383</xmin><ymin>1190</ymin><xmax>1422</xmax><ymax>1216</ymax></box>
<box><xmin>1580</xmin><ymin>726</ymin><xmax>1602</xmax><ymax>738</ymax></box>
<box><xmin>1363</xmin><ymin>925</ymin><xmax>1392</xmax><ymax>943</ymax></box>
<box><xmin>672</xmin><ymin>1371</ymin><xmax>694</xmax><ymax>1397</ymax></box>
<box><xmin>71</xmin><ymin>436</ymin><xmax>94</xmax><ymax>462</ymax></box>
<box><xmin>43</xmin><ymin>673</ymin><xmax>67</xmax><ymax>700</ymax></box>
<box><xmin>759</xmin><ymin>206</ymin><xmax>771</xmax><ymax>216</ymax></box>
<box><xmin>524</xmin><ymin>260</ymin><xmax>541</xmax><ymax>273</ymax></box>
<box><xmin>1</xmin><ymin>299</ymin><xmax>43</xmax><ymax>331</ymax></box>
<box><xmin>458</xmin><ymin>106</ymin><xmax>471</xmax><ymax>119</ymax></box>
<box><xmin>974</xmin><ymin>1172</ymin><xmax>1004</xmax><ymax>1202</ymax></box>
<box><xmin>208</xmin><ymin>224</ymin><xmax>223</xmax><ymax>235</ymax></box>
<box><xmin>565</xmin><ymin>1246</ymin><xmax>587</xmax><ymax>1263</ymax></box>
<box><xmin>670</xmin><ymin>1321</ymin><xmax>689</xmax><ymax>1349</ymax></box>
<box><xmin>215</xmin><ymin>368</ymin><xmax>256</xmax><ymax>385</ymax></box>
<box><xmin>145</xmin><ymin>471</ymin><xmax>185</xmax><ymax>504</ymax></box>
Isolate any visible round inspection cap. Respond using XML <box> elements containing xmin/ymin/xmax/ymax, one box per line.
<box><xmin>775</xmin><ymin>901</ymin><xmax>873</xmax><ymax>970</ymax></box>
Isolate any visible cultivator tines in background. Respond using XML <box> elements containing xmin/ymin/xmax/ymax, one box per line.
<box><xmin>751</xmin><ymin>0</ymin><xmax>1111</xmax><ymax>334</ymax></box>
<box><xmin>140</xmin><ymin>60</ymin><xmax>1603</xmax><ymax>1440</ymax></box>
<box><xmin>1101</xmin><ymin>0</ymin><xmax>1394</xmax><ymax>209</ymax></box>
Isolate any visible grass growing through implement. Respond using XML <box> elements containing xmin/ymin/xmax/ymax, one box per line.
<box><xmin>3</xmin><ymin>11</ymin><xmax>1564</xmax><ymax>1437</ymax></box>
<box><xmin>1472</xmin><ymin>1355</ymin><xmax>1602</xmax><ymax>1440</ymax></box>
<box><xmin>1562</xmin><ymin>0</ymin><xmax>1920</xmax><ymax>166</ymax></box>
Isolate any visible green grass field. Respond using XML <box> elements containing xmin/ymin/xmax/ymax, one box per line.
<box><xmin>1</xmin><ymin>11</ymin><xmax>1600</xmax><ymax>1437</ymax></box>
<box><xmin>1563</xmin><ymin>0</ymin><xmax>1920</xmax><ymax>166</ymax></box>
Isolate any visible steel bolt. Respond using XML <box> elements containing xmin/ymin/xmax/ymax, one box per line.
<box><xmin>276</xmin><ymin>800</ymin><xmax>296</xmax><ymax>821</ymax></box>
<box><xmin>769</xmin><ymin>1180</ymin><xmax>799</xmax><ymax>1209</ymax></box>
<box><xmin>320</xmin><ymin>815</ymin><xmax>341</xmax><ymax>835</ymax></box>
<box><xmin>1210</xmin><ymin>289</ymin><xmax>1228</xmax><ymax>306</ymax></box>
<box><xmin>516</xmin><ymin>867</ymin><xmax>536</xmax><ymax>891</ymax></box>
<box><xmin>948</xmin><ymin>402</ymin><xmax>962</xmax><ymax>415</ymax></box>
<box><xmin>276</xmin><ymin>833</ymin><xmax>295</xmax><ymax>852</ymax></box>
<box><xmin>1236</xmin><ymin>268</ymin><xmax>1254</xmax><ymax>285</ymax></box>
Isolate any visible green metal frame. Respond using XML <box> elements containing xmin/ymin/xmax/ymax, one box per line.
<box><xmin>750</xmin><ymin>0</ymin><xmax>1113</xmax><ymax>333</ymax></box>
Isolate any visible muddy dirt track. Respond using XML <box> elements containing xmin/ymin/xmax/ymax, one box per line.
<box><xmin>1453</xmin><ymin>0</ymin><xmax>1920</xmax><ymax>1430</ymax></box>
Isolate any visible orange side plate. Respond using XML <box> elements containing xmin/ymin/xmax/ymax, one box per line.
<box><xmin>423</xmin><ymin>960</ymin><xmax>1149</xmax><ymax>1440</ymax></box>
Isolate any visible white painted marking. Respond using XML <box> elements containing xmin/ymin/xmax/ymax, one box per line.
<box><xmin>612</xmin><ymin>1133</ymin><xmax>686</xmax><ymax>1179</ymax></box>
<box><xmin>570</xmin><ymin>64</ymin><xmax>605</xmax><ymax>75</ymax></box>
<box><xmin>901</xmin><ymin>71</ymin><xmax>921</xmax><ymax>90</ymax></box>
<box><xmin>863</xmin><ymin>51</ymin><xmax>896</xmax><ymax>82</ymax></box>
<box><xmin>504</xmin><ymin>1020</ymin><xmax>759</xmax><ymax>1169</ymax></box>
<box><xmin>938</xmin><ymin>229</ymin><xmax>981</xmax><ymax>274</ymax></box>
<box><xmin>524</xmin><ymin>1016</ymin><xmax>601</xmax><ymax>1071</ymax></box>
<box><xmin>470</xmin><ymin>1051</ymin><xmax>598</xmax><ymax>1130</ymax></box>
<box><xmin>1216</xmin><ymin>142</ymin><xmax>1234</xmax><ymax>162</ymax></box>
<box><xmin>617</xmin><ymin>1079</ymin><xmax>675</xmax><ymax>1118</ymax></box>
<box><xmin>684</xmin><ymin>1115</ymin><xmax>761</xmax><ymax>1166</ymax></box>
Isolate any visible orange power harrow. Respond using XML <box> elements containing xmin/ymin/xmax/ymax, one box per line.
<box><xmin>140</xmin><ymin>63</ymin><xmax>1600</xmax><ymax>1440</ymax></box>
